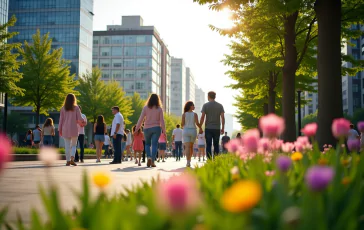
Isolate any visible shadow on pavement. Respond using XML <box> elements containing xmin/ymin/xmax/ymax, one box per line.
<box><xmin>110</xmin><ymin>166</ymin><xmax>152</xmax><ymax>172</ymax></box>
<box><xmin>157</xmin><ymin>167</ymin><xmax>187</xmax><ymax>173</ymax></box>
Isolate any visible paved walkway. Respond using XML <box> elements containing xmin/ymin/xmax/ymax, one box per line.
<box><xmin>0</xmin><ymin>157</ymin><xmax>205</xmax><ymax>223</ymax></box>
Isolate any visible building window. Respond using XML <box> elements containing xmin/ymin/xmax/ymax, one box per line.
<box><xmin>136</xmin><ymin>70</ymin><xmax>148</xmax><ymax>78</ymax></box>
<box><xmin>343</xmin><ymin>99</ymin><xmax>347</xmax><ymax>106</ymax></box>
<box><xmin>137</xmin><ymin>46</ymin><xmax>152</xmax><ymax>56</ymax></box>
<box><xmin>100</xmin><ymin>59</ymin><xmax>110</xmax><ymax>68</ymax></box>
<box><xmin>100</xmin><ymin>47</ymin><xmax>110</xmax><ymax>56</ymax></box>
<box><xmin>124</xmin><ymin>36</ymin><xmax>136</xmax><ymax>44</ymax></box>
<box><xmin>111</xmin><ymin>47</ymin><xmax>122</xmax><ymax>56</ymax></box>
<box><xmin>111</xmin><ymin>36</ymin><xmax>123</xmax><ymax>44</ymax></box>
<box><xmin>136</xmin><ymin>81</ymin><xmax>145</xmax><ymax>90</ymax></box>
<box><xmin>136</xmin><ymin>58</ymin><xmax>149</xmax><ymax>67</ymax></box>
<box><xmin>123</xmin><ymin>59</ymin><xmax>135</xmax><ymax>68</ymax></box>
<box><xmin>102</xmin><ymin>73</ymin><xmax>110</xmax><ymax>79</ymax></box>
<box><xmin>124</xmin><ymin>81</ymin><xmax>134</xmax><ymax>90</ymax></box>
<box><xmin>124</xmin><ymin>70</ymin><xmax>135</xmax><ymax>78</ymax></box>
<box><xmin>101</xmin><ymin>36</ymin><xmax>110</xmax><ymax>44</ymax></box>
<box><xmin>112</xmin><ymin>70</ymin><xmax>122</xmax><ymax>79</ymax></box>
<box><xmin>93</xmin><ymin>39</ymin><xmax>99</xmax><ymax>45</ymax></box>
<box><xmin>353</xmin><ymin>84</ymin><xmax>359</xmax><ymax>93</ymax></box>
<box><xmin>124</xmin><ymin>46</ymin><xmax>136</xmax><ymax>56</ymax></box>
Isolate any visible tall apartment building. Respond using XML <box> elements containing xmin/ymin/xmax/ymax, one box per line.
<box><xmin>195</xmin><ymin>85</ymin><xmax>206</xmax><ymax>116</ymax></box>
<box><xmin>93</xmin><ymin>16</ymin><xmax>171</xmax><ymax>112</ymax></box>
<box><xmin>0</xmin><ymin>0</ymin><xmax>9</xmax><ymax>109</ymax></box>
<box><xmin>9</xmin><ymin>0</ymin><xmax>94</xmax><ymax>76</ymax></box>
<box><xmin>186</xmin><ymin>67</ymin><xmax>195</xmax><ymax>103</ymax></box>
<box><xmin>170</xmin><ymin>57</ymin><xmax>186</xmax><ymax>116</ymax></box>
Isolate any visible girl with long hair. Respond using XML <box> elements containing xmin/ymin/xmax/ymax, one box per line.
<box><xmin>157</xmin><ymin>131</ymin><xmax>167</xmax><ymax>162</ymax></box>
<box><xmin>94</xmin><ymin>115</ymin><xmax>107</xmax><ymax>163</ymax></box>
<box><xmin>182</xmin><ymin>101</ymin><xmax>201</xmax><ymax>167</ymax></box>
<box><xmin>59</xmin><ymin>93</ymin><xmax>85</xmax><ymax>166</ymax></box>
<box><xmin>42</xmin><ymin>118</ymin><xmax>55</xmax><ymax>146</ymax></box>
<box><xmin>132</xmin><ymin>125</ymin><xmax>143</xmax><ymax>166</ymax></box>
<box><xmin>135</xmin><ymin>94</ymin><xmax>166</xmax><ymax>167</ymax></box>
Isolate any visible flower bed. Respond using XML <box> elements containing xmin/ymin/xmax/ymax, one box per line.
<box><xmin>0</xmin><ymin>117</ymin><xmax>363</xmax><ymax>229</ymax></box>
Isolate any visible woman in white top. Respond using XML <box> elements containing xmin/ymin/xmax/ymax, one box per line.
<box><xmin>197</xmin><ymin>131</ymin><xmax>206</xmax><ymax>161</ymax></box>
<box><xmin>181</xmin><ymin>101</ymin><xmax>202</xmax><ymax>167</ymax></box>
<box><xmin>42</xmin><ymin>118</ymin><xmax>55</xmax><ymax>146</ymax></box>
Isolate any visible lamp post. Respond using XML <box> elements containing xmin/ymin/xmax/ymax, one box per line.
<box><xmin>297</xmin><ymin>89</ymin><xmax>302</xmax><ymax>137</ymax></box>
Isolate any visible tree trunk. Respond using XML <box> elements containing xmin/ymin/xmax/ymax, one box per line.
<box><xmin>36</xmin><ymin>105</ymin><xmax>40</xmax><ymax>126</ymax></box>
<box><xmin>268</xmin><ymin>71</ymin><xmax>276</xmax><ymax>114</ymax></box>
<box><xmin>315</xmin><ymin>0</ymin><xmax>343</xmax><ymax>148</ymax></box>
<box><xmin>263</xmin><ymin>103</ymin><xmax>269</xmax><ymax>115</ymax></box>
<box><xmin>282</xmin><ymin>12</ymin><xmax>299</xmax><ymax>142</ymax></box>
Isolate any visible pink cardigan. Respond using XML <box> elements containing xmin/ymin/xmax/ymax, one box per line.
<box><xmin>136</xmin><ymin>106</ymin><xmax>166</xmax><ymax>134</ymax></box>
<box><xmin>59</xmin><ymin>106</ymin><xmax>84</xmax><ymax>138</ymax></box>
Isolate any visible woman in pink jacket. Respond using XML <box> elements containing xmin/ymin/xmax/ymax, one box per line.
<box><xmin>59</xmin><ymin>94</ymin><xmax>85</xmax><ymax>166</ymax></box>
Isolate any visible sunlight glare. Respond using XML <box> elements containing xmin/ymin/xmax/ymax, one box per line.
<box><xmin>213</xmin><ymin>8</ymin><xmax>234</xmax><ymax>29</ymax></box>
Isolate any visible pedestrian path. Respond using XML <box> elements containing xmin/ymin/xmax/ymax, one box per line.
<box><xmin>0</xmin><ymin>157</ymin><xmax>205</xmax><ymax>223</ymax></box>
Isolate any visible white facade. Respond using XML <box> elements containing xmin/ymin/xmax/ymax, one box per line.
<box><xmin>225</xmin><ymin>113</ymin><xmax>234</xmax><ymax>137</ymax></box>
<box><xmin>170</xmin><ymin>57</ymin><xmax>186</xmax><ymax>116</ymax></box>
<box><xmin>186</xmin><ymin>67</ymin><xmax>195</xmax><ymax>103</ymax></box>
<box><xmin>195</xmin><ymin>85</ymin><xmax>206</xmax><ymax>117</ymax></box>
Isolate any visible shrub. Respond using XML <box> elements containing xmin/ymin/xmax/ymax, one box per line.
<box><xmin>13</xmin><ymin>148</ymin><xmax>96</xmax><ymax>155</ymax></box>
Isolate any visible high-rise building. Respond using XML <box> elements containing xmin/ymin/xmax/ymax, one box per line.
<box><xmin>8</xmin><ymin>0</ymin><xmax>94</xmax><ymax>76</ymax></box>
<box><xmin>195</xmin><ymin>85</ymin><xmax>206</xmax><ymax>117</ymax></box>
<box><xmin>186</xmin><ymin>67</ymin><xmax>195</xmax><ymax>103</ymax></box>
<box><xmin>0</xmin><ymin>0</ymin><xmax>9</xmax><ymax>108</ymax></box>
<box><xmin>93</xmin><ymin>16</ymin><xmax>171</xmax><ymax>112</ymax></box>
<box><xmin>171</xmin><ymin>57</ymin><xmax>186</xmax><ymax>116</ymax></box>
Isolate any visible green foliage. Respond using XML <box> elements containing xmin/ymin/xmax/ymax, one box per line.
<box><xmin>0</xmin><ymin>15</ymin><xmax>23</xmax><ymax>95</ymax></box>
<box><xmin>6</xmin><ymin>112</ymin><xmax>28</xmax><ymax>137</ymax></box>
<box><xmin>164</xmin><ymin>113</ymin><xmax>181</xmax><ymax>143</ymax></box>
<box><xmin>76</xmin><ymin>68</ymin><xmax>133</xmax><ymax>124</ymax></box>
<box><xmin>127</xmin><ymin>92</ymin><xmax>146</xmax><ymax>129</ymax></box>
<box><xmin>13</xmin><ymin>148</ymin><xmax>96</xmax><ymax>155</ymax></box>
<box><xmin>11</xmin><ymin>30</ymin><xmax>77</xmax><ymax>125</ymax></box>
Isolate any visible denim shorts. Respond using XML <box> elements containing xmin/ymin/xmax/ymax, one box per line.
<box><xmin>183</xmin><ymin>128</ymin><xmax>197</xmax><ymax>143</ymax></box>
<box><xmin>159</xmin><ymin>143</ymin><xmax>167</xmax><ymax>150</ymax></box>
<box><xmin>94</xmin><ymin>134</ymin><xmax>105</xmax><ymax>142</ymax></box>
<box><xmin>198</xmin><ymin>145</ymin><xmax>205</xmax><ymax>148</ymax></box>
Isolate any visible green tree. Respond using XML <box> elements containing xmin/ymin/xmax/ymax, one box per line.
<box><xmin>164</xmin><ymin>113</ymin><xmax>181</xmax><ymax>144</ymax></box>
<box><xmin>77</xmin><ymin>68</ymin><xmax>133</xmax><ymax>125</ymax></box>
<box><xmin>127</xmin><ymin>92</ymin><xmax>146</xmax><ymax>129</ymax></box>
<box><xmin>11</xmin><ymin>30</ymin><xmax>77</xmax><ymax>125</ymax></box>
<box><xmin>0</xmin><ymin>15</ymin><xmax>23</xmax><ymax>96</ymax></box>
<box><xmin>6</xmin><ymin>112</ymin><xmax>28</xmax><ymax>137</ymax></box>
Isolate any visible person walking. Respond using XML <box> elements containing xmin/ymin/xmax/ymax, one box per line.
<box><xmin>221</xmin><ymin>132</ymin><xmax>231</xmax><ymax>153</ymax></box>
<box><xmin>94</xmin><ymin>115</ymin><xmax>107</xmax><ymax>163</ymax></box>
<box><xmin>132</xmin><ymin>125</ymin><xmax>144</xmax><ymax>166</ymax></box>
<box><xmin>172</xmin><ymin>124</ymin><xmax>183</xmax><ymax>161</ymax></box>
<box><xmin>42</xmin><ymin>118</ymin><xmax>55</xmax><ymax>147</ymax></box>
<box><xmin>157</xmin><ymin>131</ymin><xmax>167</xmax><ymax>162</ymax></box>
<box><xmin>135</xmin><ymin>94</ymin><xmax>166</xmax><ymax>167</ymax></box>
<box><xmin>33</xmin><ymin>125</ymin><xmax>42</xmax><ymax>148</ymax></box>
<box><xmin>197</xmin><ymin>131</ymin><xmax>206</xmax><ymax>161</ymax></box>
<box><xmin>24</xmin><ymin>130</ymin><xmax>33</xmax><ymax>148</ymax></box>
<box><xmin>200</xmin><ymin>91</ymin><xmax>225</xmax><ymax>160</ymax></box>
<box><xmin>103</xmin><ymin>133</ymin><xmax>112</xmax><ymax>158</ymax></box>
<box><xmin>110</xmin><ymin>106</ymin><xmax>124</xmax><ymax>164</ymax></box>
<box><xmin>181</xmin><ymin>101</ymin><xmax>201</xmax><ymax>167</ymax></box>
<box><xmin>75</xmin><ymin>105</ymin><xmax>87</xmax><ymax>163</ymax></box>
<box><xmin>125</xmin><ymin>129</ymin><xmax>133</xmax><ymax>161</ymax></box>
<box><xmin>59</xmin><ymin>93</ymin><xmax>85</xmax><ymax>166</ymax></box>
<box><xmin>121</xmin><ymin>130</ymin><xmax>127</xmax><ymax>161</ymax></box>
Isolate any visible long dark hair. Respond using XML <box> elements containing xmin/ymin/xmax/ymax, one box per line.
<box><xmin>43</xmin><ymin>118</ymin><xmax>53</xmax><ymax>127</ymax></box>
<box><xmin>27</xmin><ymin>129</ymin><xmax>32</xmax><ymax>135</ymax></box>
<box><xmin>184</xmin><ymin>101</ymin><xmax>194</xmax><ymax>113</ymax></box>
<box><xmin>132</xmin><ymin>125</ymin><xmax>142</xmax><ymax>134</ymax></box>
<box><xmin>96</xmin><ymin>115</ymin><xmax>105</xmax><ymax>126</ymax></box>
<box><xmin>146</xmin><ymin>94</ymin><xmax>162</xmax><ymax>109</ymax></box>
<box><xmin>64</xmin><ymin>93</ymin><xmax>77</xmax><ymax>111</ymax></box>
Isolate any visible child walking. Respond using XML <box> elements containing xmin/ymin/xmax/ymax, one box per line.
<box><xmin>197</xmin><ymin>131</ymin><xmax>206</xmax><ymax>161</ymax></box>
<box><xmin>132</xmin><ymin>125</ymin><xmax>144</xmax><ymax>166</ymax></box>
<box><xmin>157</xmin><ymin>131</ymin><xmax>167</xmax><ymax>162</ymax></box>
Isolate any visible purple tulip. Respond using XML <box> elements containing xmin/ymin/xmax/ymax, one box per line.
<box><xmin>276</xmin><ymin>156</ymin><xmax>292</xmax><ymax>172</ymax></box>
<box><xmin>347</xmin><ymin>139</ymin><xmax>360</xmax><ymax>152</ymax></box>
<box><xmin>357</xmin><ymin>121</ymin><xmax>364</xmax><ymax>132</ymax></box>
<box><xmin>305</xmin><ymin>166</ymin><xmax>334</xmax><ymax>191</ymax></box>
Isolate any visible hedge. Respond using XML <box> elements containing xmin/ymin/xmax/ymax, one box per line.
<box><xmin>13</xmin><ymin>147</ymin><xmax>97</xmax><ymax>155</ymax></box>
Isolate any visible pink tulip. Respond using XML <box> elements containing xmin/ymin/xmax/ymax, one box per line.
<box><xmin>332</xmin><ymin>118</ymin><xmax>350</xmax><ymax>139</ymax></box>
<box><xmin>357</xmin><ymin>121</ymin><xmax>364</xmax><ymax>132</ymax></box>
<box><xmin>258</xmin><ymin>138</ymin><xmax>270</xmax><ymax>154</ymax></box>
<box><xmin>242</xmin><ymin>129</ymin><xmax>260</xmax><ymax>153</ymax></box>
<box><xmin>301</xmin><ymin>123</ymin><xmax>318</xmax><ymax>137</ymax></box>
<box><xmin>225</xmin><ymin>139</ymin><xmax>241</xmax><ymax>153</ymax></box>
<box><xmin>156</xmin><ymin>174</ymin><xmax>201</xmax><ymax>214</ymax></box>
<box><xmin>0</xmin><ymin>134</ymin><xmax>12</xmax><ymax>173</ymax></box>
<box><xmin>265</xmin><ymin>170</ymin><xmax>275</xmax><ymax>176</ymax></box>
<box><xmin>259</xmin><ymin>114</ymin><xmax>285</xmax><ymax>138</ymax></box>
<box><xmin>271</xmin><ymin>139</ymin><xmax>283</xmax><ymax>151</ymax></box>
<box><xmin>281</xmin><ymin>142</ymin><xmax>295</xmax><ymax>153</ymax></box>
<box><xmin>294</xmin><ymin>142</ymin><xmax>304</xmax><ymax>152</ymax></box>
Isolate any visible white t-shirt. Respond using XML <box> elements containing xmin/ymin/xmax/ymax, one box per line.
<box><xmin>126</xmin><ymin>132</ymin><xmax>132</xmax><ymax>145</ymax></box>
<box><xmin>198</xmin><ymin>132</ymin><xmax>205</xmax><ymax>145</ymax></box>
<box><xmin>173</xmin><ymin>128</ymin><xmax>183</xmax><ymax>142</ymax></box>
<box><xmin>111</xmin><ymin>112</ymin><xmax>124</xmax><ymax>135</ymax></box>
<box><xmin>348</xmin><ymin>129</ymin><xmax>359</xmax><ymax>140</ymax></box>
<box><xmin>104</xmin><ymin>135</ymin><xmax>111</xmax><ymax>145</ymax></box>
<box><xmin>33</xmin><ymin>129</ymin><xmax>41</xmax><ymax>141</ymax></box>
<box><xmin>77</xmin><ymin>114</ymin><xmax>87</xmax><ymax>135</ymax></box>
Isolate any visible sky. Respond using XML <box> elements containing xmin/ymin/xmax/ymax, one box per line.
<box><xmin>93</xmin><ymin>0</ymin><xmax>241</xmax><ymax>130</ymax></box>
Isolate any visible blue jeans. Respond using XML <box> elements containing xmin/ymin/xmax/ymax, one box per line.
<box><xmin>205</xmin><ymin>129</ymin><xmax>221</xmax><ymax>159</ymax></box>
<box><xmin>174</xmin><ymin>141</ymin><xmax>182</xmax><ymax>159</ymax></box>
<box><xmin>113</xmin><ymin>134</ymin><xmax>122</xmax><ymax>163</ymax></box>
<box><xmin>143</xmin><ymin>126</ymin><xmax>161</xmax><ymax>162</ymax></box>
<box><xmin>43</xmin><ymin>135</ymin><xmax>53</xmax><ymax>146</ymax></box>
<box><xmin>121</xmin><ymin>141</ymin><xmax>126</xmax><ymax>156</ymax></box>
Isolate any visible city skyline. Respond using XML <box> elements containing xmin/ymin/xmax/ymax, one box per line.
<box><xmin>93</xmin><ymin>0</ymin><xmax>241</xmax><ymax>130</ymax></box>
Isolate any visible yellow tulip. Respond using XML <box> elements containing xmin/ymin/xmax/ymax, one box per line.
<box><xmin>291</xmin><ymin>152</ymin><xmax>303</xmax><ymax>161</ymax></box>
<box><xmin>221</xmin><ymin>180</ymin><xmax>262</xmax><ymax>213</ymax></box>
<box><xmin>92</xmin><ymin>172</ymin><xmax>111</xmax><ymax>189</ymax></box>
